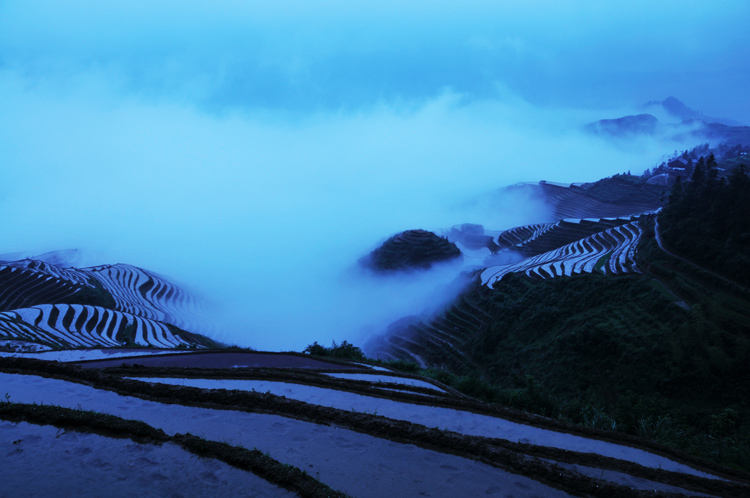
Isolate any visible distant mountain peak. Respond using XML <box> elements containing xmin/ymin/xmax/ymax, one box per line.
<box><xmin>643</xmin><ymin>97</ymin><xmax>741</xmax><ymax>126</ymax></box>
<box><xmin>584</xmin><ymin>113</ymin><xmax>661</xmax><ymax>137</ymax></box>
<box><xmin>644</xmin><ymin>96</ymin><xmax>700</xmax><ymax>121</ymax></box>
<box><xmin>661</xmin><ymin>96</ymin><xmax>693</xmax><ymax>117</ymax></box>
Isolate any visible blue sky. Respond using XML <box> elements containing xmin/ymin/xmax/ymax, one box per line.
<box><xmin>1</xmin><ymin>1</ymin><xmax>748</xmax><ymax>349</ymax></box>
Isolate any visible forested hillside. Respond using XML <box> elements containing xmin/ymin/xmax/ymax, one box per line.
<box><xmin>367</xmin><ymin>165</ymin><xmax>750</xmax><ymax>470</ymax></box>
<box><xmin>659</xmin><ymin>156</ymin><xmax>750</xmax><ymax>286</ymax></box>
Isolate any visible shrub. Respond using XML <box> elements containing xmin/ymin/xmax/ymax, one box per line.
<box><xmin>303</xmin><ymin>340</ymin><xmax>365</xmax><ymax>360</ymax></box>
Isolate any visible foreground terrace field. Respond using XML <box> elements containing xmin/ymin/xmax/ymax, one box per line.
<box><xmin>1</xmin><ymin>350</ymin><xmax>748</xmax><ymax>497</ymax></box>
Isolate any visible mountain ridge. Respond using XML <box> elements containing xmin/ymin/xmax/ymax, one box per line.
<box><xmin>644</xmin><ymin>96</ymin><xmax>743</xmax><ymax>127</ymax></box>
<box><xmin>586</xmin><ymin>97</ymin><xmax>750</xmax><ymax>144</ymax></box>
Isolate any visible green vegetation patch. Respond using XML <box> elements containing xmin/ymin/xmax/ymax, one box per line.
<box><xmin>166</xmin><ymin>323</ymin><xmax>224</xmax><ymax>349</ymax></box>
<box><xmin>304</xmin><ymin>340</ymin><xmax>365</xmax><ymax>360</ymax></box>
<box><xmin>460</xmin><ymin>273</ymin><xmax>698</xmax><ymax>400</ymax></box>
<box><xmin>593</xmin><ymin>251</ymin><xmax>611</xmax><ymax>273</ymax></box>
<box><xmin>64</xmin><ymin>276</ymin><xmax>117</xmax><ymax>309</ymax></box>
<box><xmin>660</xmin><ymin>157</ymin><xmax>750</xmax><ymax>286</ymax></box>
<box><xmin>376</xmin><ymin>217</ymin><xmax>750</xmax><ymax>470</ymax></box>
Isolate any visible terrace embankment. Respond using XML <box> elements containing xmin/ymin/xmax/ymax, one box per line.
<box><xmin>1</xmin><ymin>355</ymin><xmax>748</xmax><ymax>497</ymax></box>
<box><xmin>73</xmin><ymin>350</ymin><xmax>365</xmax><ymax>370</ymax></box>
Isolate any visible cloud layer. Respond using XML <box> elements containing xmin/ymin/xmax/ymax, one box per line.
<box><xmin>2</xmin><ymin>1</ymin><xmax>748</xmax><ymax>120</ymax></box>
<box><xmin>0</xmin><ymin>1</ymin><xmax>744</xmax><ymax>349</ymax></box>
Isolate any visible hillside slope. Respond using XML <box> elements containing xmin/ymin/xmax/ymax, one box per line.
<box><xmin>360</xmin><ymin>229</ymin><xmax>462</xmax><ymax>271</ymax></box>
<box><xmin>0</xmin><ymin>255</ymin><xmax>218</xmax><ymax>351</ymax></box>
<box><xmin>366</xmin><ymin>168</ymin><xmax>750</xmax><ymax>470</ymax></box>
<box><xmin>501</xmin><ymin>175</ymin><xmax>666</xmax><ymax>221</ymax></box>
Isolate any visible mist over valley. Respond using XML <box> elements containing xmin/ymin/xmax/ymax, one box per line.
<box><xmin>2</xmin><ymin>2</ymin><xmax>750</xmax><ymax>496</ymax></box>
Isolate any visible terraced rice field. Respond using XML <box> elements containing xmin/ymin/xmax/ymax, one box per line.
<box><xmin>0</xmin><ymin>264</ymin><xmax>86</xmax><ymax>311</ymax></box>
<box><xmin>0</xmin><ymin>304</ymin><xmax>192</xmax><ymax>349</ymax></box>
<box><xmin>2</xmin><ymin>421</ymin><xmax>295</xmax><ymax>498</ymax></box>
<box><xmin>118</xmin><ymin>376</ymin><xmax>732</xmax><ymax>477</ymax></box>
<box><xmin>529</xmin><ymin>179</ymin><xmax>665</xmax><ymax>220</ymax></box>
<box><xmin>364</xmin><ymin>229</ymin><xmax>462</xmax><ymax>271</ymax></box>
<box><xmin>0</xmin><ymin>258</ymin><xmax>214</xmax><ymax>351</ymax></box>
<box><xmin>367</xmin><ymin>287</ymin><xmax>492</xmax><ymax>369</ymax></box>
<box><xmin>481</xmin><ymin>219</ymin><xmax>643</xmax><ymax>287</ymax></box>
<box><xmin>0</xmin><ymin>347</ymin><xmax>194</xmax><ymax>362</ymax></box>
<box><xmin>1</xmin><ymin>353</ymin><xmax>745</xmax><ymax>497</ymax></box>
<box><xmin>373</xmin><ymin>213</ymin><xmax>654</xmax><ymax>367</ymax></box>
<box><xmin>80</xmin><ymin>264</ymin><xmax>209</xmax><ymax>332</ymax></box>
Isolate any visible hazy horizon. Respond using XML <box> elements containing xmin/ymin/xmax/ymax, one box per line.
<box><xmin>1</xmin><ymin>1</ymin><xmax>747</xmax><ymax>349</ymax></box>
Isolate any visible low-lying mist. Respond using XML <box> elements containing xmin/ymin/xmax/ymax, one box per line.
<box><xmin>0</xmin><ymin>73</ymin><xmax>701</xmax><ymax>350</ymax></box>
<box><xmin>2</xmin><ymin>1</ymin><xmax>747</xmax><ymax>351</ymax></box>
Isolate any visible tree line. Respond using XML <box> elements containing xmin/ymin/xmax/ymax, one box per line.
<box><xmin>660</xmin><ymin>153</ymin><xmax>750</xmax><ymax>286</ymax></box>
